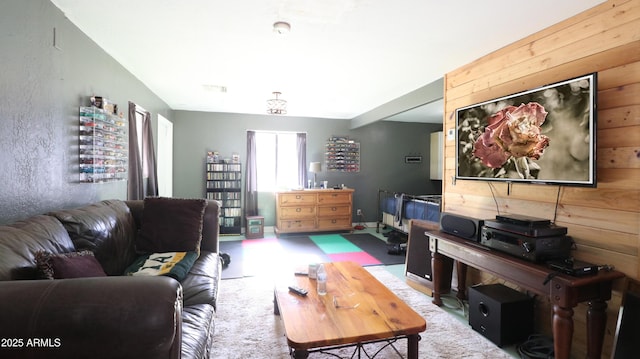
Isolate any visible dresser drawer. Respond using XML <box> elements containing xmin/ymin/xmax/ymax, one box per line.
<box><xmin>317</xmin><ymin>191</ymin><xmax>351</xmax><ymax>205</ymax></box>
<box><xmin>275</xmin><ymin>189</ymin><xmax>354</xmax><ymax>236</ymax></box>
<box><xmin>279</xmin><ymin>219</ymin><xmax>316</xmax><ymax>231</ymax></box>
<box><xmin>318</xmin><ymin>217</ymin><xmax>352</xmax><ymax>230</ymax></box>
<box><xmin>278</xmin><ymin>193</ymin><xmax>317</xmax><ymax>205</ymax></box>
<box><xmin>317</xmin><ymin>204</ymin><xmax>351</xmax><ymax>218</ymax></box>
<box><xmin>279</xmin><ymin>206</ymin><xmax>316</xmax><ymax>219</ymax></box>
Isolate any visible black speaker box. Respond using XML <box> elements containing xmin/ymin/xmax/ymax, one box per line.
<box><xmin>439</xmin><ymin>212</ymin><xmax>484</xmax><ymax>242</ymax></box>
<box><xmin>468</xmin><ymin>284</ymin><xmax>534</xmax><ymax>347</ymax></box>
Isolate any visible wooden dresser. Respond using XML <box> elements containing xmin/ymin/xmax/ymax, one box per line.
<box><xmin>275</xmin><ymin>188</ymin><xmax>354</xmax><ymax>236</ymax></box>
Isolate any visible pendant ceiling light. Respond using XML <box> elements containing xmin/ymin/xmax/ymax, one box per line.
<box><xmin>267</xmin><ymin>91</ymin><xmax>287</xmax><ymax>115</ymax></box>
<box><xmin>272</xmin><ymin>21</ymin><xmax>291</xmax><ymax>34</ymax></box>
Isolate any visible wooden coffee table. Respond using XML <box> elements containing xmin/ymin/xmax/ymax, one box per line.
<box><xmin>274</xmin><ymin>261</ymin><xmax>426</xmax><ymax>359</ymax></box>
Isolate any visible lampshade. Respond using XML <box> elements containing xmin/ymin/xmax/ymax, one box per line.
<box><xmin>309</xmin><ymin>162</ymin><xmax>322</xmax><ymax>173</ymax></box>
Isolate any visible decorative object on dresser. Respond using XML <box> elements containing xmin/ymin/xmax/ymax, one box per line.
<box><xmin>275</xmin><ymin>188</ymin><xmax>354</xmax><ymax>236</ymax></box>
<box><xmin>308</xmin><ymin>161</ymin><xmax>322</xmax><ymax>188</ymax></box>
<box><xmin>206</xmin><ymin>154</ymin><xmax>242</xmax><ymax>235</ymax></box>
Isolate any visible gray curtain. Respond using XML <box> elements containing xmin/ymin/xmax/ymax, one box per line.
<box><xmin>143</xmin><ymin>111</ymin><xmax>158</xmax><ymax>197</ymax></box>
<box><xmin>297</xmin><ymin>133</ymin><xmax>307</xmax><ymax>188</ymax></box>
<box><xmin>245</xmin><ymin>131</ymin><xmax>258</xmax><ymax>216</ymax></box>
<box><xmin>127</xmin><ymin>102</ymin><xmax>158</xmax><ymax>200</ymax></box>
<box><xmin>128</xmin><ymin>102</ymin><xmax>143</xmax><ymax>200</ymax></box>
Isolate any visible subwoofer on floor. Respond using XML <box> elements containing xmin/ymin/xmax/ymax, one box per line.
<box><xmin>468</xmin><ymin>284</ymin><xmax>534</xmax><ymax>347</ymax></box>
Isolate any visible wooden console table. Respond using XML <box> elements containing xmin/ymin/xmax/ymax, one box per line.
<box><xmin>425</xmin><ymin>228</ymin><xmax>624</xmax><ymax>359</ymax></box>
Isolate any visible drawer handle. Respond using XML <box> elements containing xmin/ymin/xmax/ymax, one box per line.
<box><xmin>331</xmin><ymin>219</ymin><xmax>337</xmax><ymax>223</ymax></box>
<box><xmin>296</xmin><ymin>195</ymin><xmax>301</xmax><ymax>199</ymax></box>
<box><xmin>331</xmin><ymin>207</ymin><xmax>337</xmax><ymax>211</ymax></box>
<box><xmin>296</xmin><ymin>208</ymin><xmax>301</xmax><ymax>212</ymax></box>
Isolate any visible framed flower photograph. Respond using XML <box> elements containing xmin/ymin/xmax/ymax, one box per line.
<box><xmin>455</xmin><ymin>73</ymin><xmax>597</xmax><ymax>187</ymax></box>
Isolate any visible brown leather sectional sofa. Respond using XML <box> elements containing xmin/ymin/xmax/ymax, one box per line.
<box><xmin>0</xmin><ymin>199</ymin><xmax>222</xmax><ymax>359</ymax></box>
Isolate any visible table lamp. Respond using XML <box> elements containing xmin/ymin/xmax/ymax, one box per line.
<box><xmin>309</xmin><ymin>162</ymin><xmax>321</xmax><ymax>188</ymax></box>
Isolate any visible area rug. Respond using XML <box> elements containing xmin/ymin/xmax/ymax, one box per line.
<box><xmin>210</xmin><ymin>266</ymin><xmax>513</xmax><ymax>359</ymax></box>
<box><xmin>219</xmin><ymin>233</ymin><xmax>405</xmax><ymax>279</ymax></box>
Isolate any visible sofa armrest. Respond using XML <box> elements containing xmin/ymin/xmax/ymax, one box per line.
<box><xmin>0</xmin><ymin>276</ymin><xmax>182</xmax><ymax>359</ymax></box>
<box><xmin>201</xmin><ymin>199</ymin><xmax>221</xmax><ymax>253</ymax></box>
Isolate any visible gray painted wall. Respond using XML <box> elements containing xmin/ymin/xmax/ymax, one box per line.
<box><xmin>1</xmin><ymin>0</ymin><xmax>443</xmax><ymax>227</ymax></box>
<box><xmin>172</xmin><ymin>111</ymin><xmax>442</xmax><ymax>225</ymax></box>
<box><xmin>0</xmin><ymin>0</ymin><xmax>172</xmax><ymax>224</ymax></box>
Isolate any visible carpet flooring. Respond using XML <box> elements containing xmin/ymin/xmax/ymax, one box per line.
<box><xmin>219</xmin><ymin>233</ymin><xmax>405</xmax><ymax>279</ymax></box>
<box><xmin>210</xmin><ymin>266</ymin><xmax>514</xmax><ymax>359</ymax></box>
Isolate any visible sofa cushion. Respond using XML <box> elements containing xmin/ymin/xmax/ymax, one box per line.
<box><xmin>0</xmin><ymin>215</ymin><xmax>76</xmax><ymax>281</ymax></box>
<box><xmin>125</xmin><ymin>252</ymin><xmax>198</xmax><ymax>281</ymax></box>
<box><xmin>181</xmin><ymin>251</ymin><xmax>222</xmax><ymax>309</ymax></box>
<box><xmin>48</xmin><ymin>200</ymin><xmax>138</xmax><ymax>276</ymax></box>
<box><xmin>35</xmin><ymin>250</ymin><xmax>107</xmax><ymax>279</ymax></box>
<box><xmin>182</xmin><ymin>304</ymin><xmax>215</xmax><ymax>359</ymax></box>
<box><xmin>136</xmin><ymin>197</ymin><xmax>207</xmax><ymax>254</ymax></box>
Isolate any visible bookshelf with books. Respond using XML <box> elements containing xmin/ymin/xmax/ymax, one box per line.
<box><xmin>206</xmin><ymin>160</ymin><xmax>242</xmax><ymax>235</ymax></box>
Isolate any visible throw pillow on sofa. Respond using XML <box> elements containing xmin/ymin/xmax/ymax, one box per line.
<box><xmin>47</xmin><ymin>200</ymin><xmax>138</xmax><ymax>276</ymax></box>
<box><xmin>124</xmin><ymin>252</ymin><xmax>198</xmax><ymax>281</ymax></box>
<box><xmin>136</xmin><ymin>197</ymin><xmax>207</xmax><ymax>254</ymax></box>
<box><xmin>35</xmin><ymin>250</ymin><xmax>107</xmax><ymax>279</ymax></box>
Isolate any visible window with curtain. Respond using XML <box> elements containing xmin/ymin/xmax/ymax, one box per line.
<box><xmin>255</xmin><ymin>132</ymin><xmax>299</xmax><ymax>191</ymax></box>
<box><xmin>134</xmin><ymin>109</ymin><xmax>148</xmax><ymax>178</ymax></box>
<box><xmin>127</xmin><ymin>101</ymin><xmax>157</xmax><ymax>200</ymax></box>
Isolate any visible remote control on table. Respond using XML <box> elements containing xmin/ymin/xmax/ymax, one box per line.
<box><xmin>288</xmin><ymin>285</ymin><xmax>308</xmax><ymax>296</ymax></box>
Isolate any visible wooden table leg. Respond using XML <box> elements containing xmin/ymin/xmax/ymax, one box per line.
<box><xmin>553</xmin><ymin>305</ymin><xmax>574</xmax><ymax>359</ymax></box>
<box><xmin>456</xmin><ymin>261</ymin><xmax>468</xmax><ymax>301</ymax></box>
<box><xmin>273</xmin><ymin>291</ymin><xmax>280</xmax><ymax>315</ymax></box>
<box><xmin>432</xmin><ymin>251</ymin><xmax>444</xmax><ymax>306</ymax></box>
<box><xmin>407</xmin><ymin>334</ymin><xmax>419</xmax><ymax>359</ymax></box>
<box><xmin>586</xmin><ymin>300</ymin><xmax>607</xmax><ymax>359</ymax></box>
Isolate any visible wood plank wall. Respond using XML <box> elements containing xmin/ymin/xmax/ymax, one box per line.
<box><xmin>442</xmin><ymin>1</ymin><xmax>640</xmax><ymax>357</ymax></box>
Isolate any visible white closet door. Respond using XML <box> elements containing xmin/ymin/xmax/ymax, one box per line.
<box><xmin>157</xmin><ymin>114</ymin><xmax>173</xmax><ymax>197</ymax></box>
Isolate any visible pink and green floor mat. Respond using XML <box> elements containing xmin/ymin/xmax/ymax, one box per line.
<box><xmin>219</xmin><ymin>233</ymin><xmax>404</xmax><ymax>279</ymax></box>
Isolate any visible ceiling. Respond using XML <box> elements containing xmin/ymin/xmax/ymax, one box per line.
<box><xmin>51</xmin><ymin>0</ymin><xmax>604</xmax><ymax>123</ymax></box>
